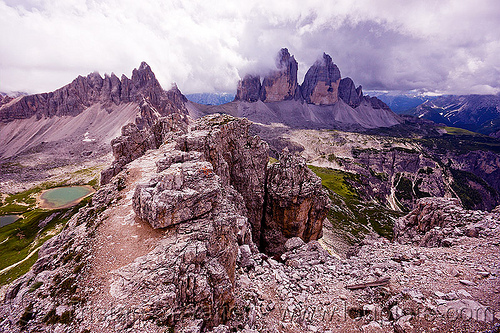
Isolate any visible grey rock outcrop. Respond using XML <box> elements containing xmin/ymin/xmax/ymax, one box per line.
<box><xmin>262</xmin><ymin>151</ymin><xmax>331</xmax><ymax>257</ymax></box>
<box><xmin>100</xmin><ymin>112</ymin><xmax>189</xmax><ymax>185</ymax></box>
<box><xmin>394</xmin><ymin>197</ymin><xmax>500</xmax><ymax>246</ymax></box>
<box><xmin>234</xmin><ymin>75</ymin><xmax>261</xmax><ymax>102</ymax></box>
<box><xmin>339</xmin><ymin>77</ymin><xmax>361</xmax><ymax>108</ymax></box>
<box><xmin>175</xmin><ymin>114</ymin><xmax>269</xmax><ymax>246</ymax></box>
<box><xmin>260</xmin><ymin>48</ymin><xmax>300</xmax><ymax>102</ymax></box>
<box><xmin>114</xmin><ymin>162</ymin><xmax>250</xmax><ymax>329</ymax></box>
<box><xmin>301</xmin><ymin>53</ymin><xmax>341</xmax><ymax>105</ymax></box>
<box><xmin>133</xmin><ymin>160</ymin><xmax>222</xmax><ymax>228</ymax></box>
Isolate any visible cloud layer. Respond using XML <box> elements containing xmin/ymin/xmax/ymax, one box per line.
<box><xmin>1</xmin><ymin>0</ymin><xmax>499</xmax><ymax>95</ymax></box>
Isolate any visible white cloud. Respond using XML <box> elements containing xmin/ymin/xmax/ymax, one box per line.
<box><xmin>0</xmin><ymin>0</ymin><xmax>499</xmax><ymax>95</ymax></box>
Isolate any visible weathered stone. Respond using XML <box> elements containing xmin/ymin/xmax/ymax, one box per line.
<box><xmin>339</xmin><ymin>77</ymin><xmax>361</xmax><ymax>108</ymax></box>
<box><xmin>238</xmin><ymin>245</ymin><xmax>255</xmax><ymax>268</ymax></box>
<box><xmin>133</xmin><ymin>161</ymin><xmax>222</xmax><ymax>228</ymax></box>
<box><xmin>263</xmin><ymin>152</ymin><xmax>331</xmax><ymax>256</ymax></box>
<box><xmin>284</xmin><ymin>237</ymin><xmax>305</xmax><ymax>252</ymax></box>
<box><xmin>394</xmin><ymin>197</ymin><xmax>500</xmax><ymax>247</ymax></box>
<box><xmin>235</xmin><ymin>75</ymin><xmax>261</xmax><ymax>102</ymax></box>
<box><xmin>301</xmin><ymin>53</ymin><xmax>341</xmax><ymax>105</ymax></box>
<box><xmin>260</xmin><ymin>48</ymin><xmax>300</xmax><ymax>102</ymax></box>
<box><xmin>394</xmin><ymin>315</ymin><xmax>413</xmax><ymax>333</ymax></box>
<box><xmin>177</xmin><ymin>114</ymin><xmax>269</xmax><ymax>247</ymax></box>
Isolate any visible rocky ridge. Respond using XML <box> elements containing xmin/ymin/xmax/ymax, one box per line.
<box><xmin>0</xmin><ymin>62</ymin><xmax>186</xmax><ymax>123</ymax></box>
<box><xmin>0</xmin><ymin>114</ymin><xmax>332</xmax><ymax>332</ymax></box>
<box><xmin>412</xmin><ymin>94</ymin><xmax>500</xmax><ymax>136</ymax></box>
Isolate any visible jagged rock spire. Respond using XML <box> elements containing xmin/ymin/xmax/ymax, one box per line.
<box><xmin>339</xmin><ymin>77</ymin><xmax>361</xmax><ymax>108</ymax></box>
<box><xmin>234</xmin><ymin>74</ymin><xmax>261</xmax><ymax>102</ymax></box>
<box><xmin>301</xmin><ymin>53</ymin><xmax>341</xmax><ymax>105</ymax></box>
<box><xmin>260</xmin><ymin>48</ymin><xmax>300</xmax><ymax>102</ymax></box>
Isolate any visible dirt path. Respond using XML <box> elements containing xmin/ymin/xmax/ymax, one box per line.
<box><xmin>83</xmin><ymin>145</ymin><xmax>173</xmax><ymax>330</ymax></box>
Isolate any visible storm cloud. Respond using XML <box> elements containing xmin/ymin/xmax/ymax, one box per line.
<box><xmin>1</xmin><ymin>0</ymin><xmax>499</xmax><ymax>95</ymax></box>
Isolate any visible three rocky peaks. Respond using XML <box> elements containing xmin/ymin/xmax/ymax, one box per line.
<box><xmin>235</xmin><ymin>48</ymin><xmax>388</xmax><ymax>110</ymax></box>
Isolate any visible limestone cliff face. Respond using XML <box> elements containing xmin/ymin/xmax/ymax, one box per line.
<box><xmin>263</xmin><ymin>151</ymin><xmax>330</xmax><ymax>257</ymax></box>
<box><xmin>0</xmin><ymin>62</ymin><xmax>187</xmax><ymax>123</ymax></box>
<box><xmin>301</xmin><ymin>53</ymin><xmax>341</xmax><ymax>105</ymax></box>
<box><xmin>338</xmin><ymin>77</ymin><xmax>361</xmax><ymax>108</ymax></box>
<box><xmin>260</xmin><ymin>48</ymin><xmax>300</xmax><ymax>102</ymax></box>
<box><xmin>234</xmin><ymin>74</ymin><xmax>261</xmax><ymax>102</ymax></box>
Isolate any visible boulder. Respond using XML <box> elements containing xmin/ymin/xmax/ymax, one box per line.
<box><xmin>133</xmin><ymin>161</ymin><xmax>222</xmax><ymax>228</ymax></box>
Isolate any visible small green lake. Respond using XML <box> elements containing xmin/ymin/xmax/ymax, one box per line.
<box><xmin>39</xmin><ymin>186</ymin><xmax>94</xmax><ymax>209</ymax></box>
<box><xmin>0</xmin><ymin>215</ymin><xmax>21</xmax><ymax>228</ymax></box>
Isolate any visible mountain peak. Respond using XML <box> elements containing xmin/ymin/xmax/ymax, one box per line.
<box><xmin>301</xmin><ymin>52</ymin><xmax>341</xmax><ymax>105</ymax></box>
<box><xmin>260</xmin><ymin>49</ymin><xmax>299</xmax><ymax>102</ymax></box>
<box><xmin>139</xmin><ymin>61</ymin><xmax>151</xmax><ymax>71</ymax></box>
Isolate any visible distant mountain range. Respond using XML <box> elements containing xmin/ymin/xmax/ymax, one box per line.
<box><xmin>367</xmin><ymin>91</ymin><xmax>439</xmax><ymax>113</ymax></box>
<box><xmin>186</xmin><ymin>92</ymin><xmax>235</xmax><ymax>105</ymax></box>
<box><xmin>409</xmin><ymin>94</ymin><xmax>500</xmax><ymax>138</ymax></box>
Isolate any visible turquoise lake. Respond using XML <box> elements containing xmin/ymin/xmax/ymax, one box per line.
<box><xmin>39</xmin><ymin>186</ymin><xmax>94</xmax><ymax>209</ymax></box>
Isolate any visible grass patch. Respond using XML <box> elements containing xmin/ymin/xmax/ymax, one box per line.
<box><xmin>308</xmin><ymin>165</ymin><xmax>403</xmax><ymax>243</ymax></box>
<box><xmin>28</xmin><ymin>281</ymin><xmax>43</xmax><ymax>292</ymax></box>
<box><xmin>0</xmin><ymin>198</ymin><xmax>90</xmax><ymax>286</ymax></box>
<box><xmin>0</xmin><ymin>250</ymin><xmax>39</xmax><ymax>285</ymax></box>
<box><xmin>268</xmin><ymin>156</ymin><xmax>278</xmax><ymax>165</ymax></box>
<box><xmin>441</xmin><ymin>126</ymin><xmax>483</xmax><ymax>136</ymax></box>
<box><xmin>308</xmin><ymin>165</ymin><xmax>359</xmax><ymax>201</ymax></box>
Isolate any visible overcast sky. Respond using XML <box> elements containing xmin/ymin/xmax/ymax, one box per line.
<box><xmin>1</xmin><ymin>0</ymin><xmax>499</xmax><ymax>95</ymax></box>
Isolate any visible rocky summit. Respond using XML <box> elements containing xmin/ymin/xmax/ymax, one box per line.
<box><xmin>301</xmin><ymin>53</ymin><xmax>341</xmax><ymax>105</ymax></box>
<box><xmin>0</xmin><ymin>62</ymin><xmax>185</xmax><ymax>123</ymax></box>
<box><xmin>259</xmin><ymin>48</ymin><xmax>300</xmax><ymax>102</ymax></box>
<box><xmin>199</xmin><ymin>48</ymin><xmax>398</xmax><ymax>130</ymax></box>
